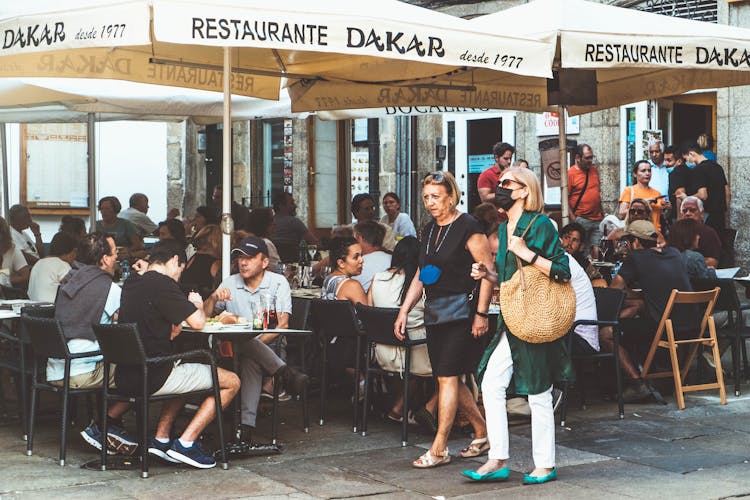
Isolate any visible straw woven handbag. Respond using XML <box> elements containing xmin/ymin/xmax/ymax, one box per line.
<box><xmin>499</xmin><ymin>216</ymin><xmax>576</xmax><ymax>344</ymax></box>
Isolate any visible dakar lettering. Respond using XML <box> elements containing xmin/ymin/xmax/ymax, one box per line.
<box><xmin>695</xmin><ymin>46</ymin><xmax>750</xmax><ymax>68</ymax></box>
<box><xmin>3</xmin><ymin>22</ymin><xmax>65</xmax><ymax>50</ymax></box>
<box><xmin>376</xmin><ymin>87</ymin><xmax>449</xmax><ymax>105</ymax></box>
<box><xmin>36</xmin><ymin>54</ymin><xmax>131</xmax><ymax>76</ymax></box>
<box><xmin>192</xmin><ymin>18</ymin><xmax>328</xmax><ymax>46</ymax></box>
<box><xmin>584</xmin><ymin>43</ymin><xmax>683</xmax><ymax>64</ymax></box>
<box><xmin>347</xmin><ymin>28</ymin><xmax>444</xmax><ymax>58</ymax></box>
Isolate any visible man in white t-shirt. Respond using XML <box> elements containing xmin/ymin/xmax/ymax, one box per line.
<box><xmin>8</xmin><ymin>204</ymin><xmax>44</xmax><ymax>265</ymax></box>
<box><xmin>566</xmin><ymin>254</ymin><xmax>599</xmax><ymax>353</ymax></box>
<box><xmin>27</xmin><ymin>232</ymin><xmax>78</xmax><ymax>303</ymax></box>
<box><xmin>353</xmin><ymin>220</ymin><xmax>392</xmax><ymax>292</ymax></box>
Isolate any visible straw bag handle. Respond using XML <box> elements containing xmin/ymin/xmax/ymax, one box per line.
<box><xmin>512</xmin><ymin>215</ymin><xmax>541</xmax><ymax>291</ymax></box>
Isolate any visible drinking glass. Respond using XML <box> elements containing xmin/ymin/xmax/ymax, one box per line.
<box><xmin>307</xmin><ymin>244</ymin><xmax>318</xmax><ymax>262</ymax></box>
<box><xmin>599</xmin><ymin>238</ymin><xmax>611</xmax><ymax>262</ymax></box>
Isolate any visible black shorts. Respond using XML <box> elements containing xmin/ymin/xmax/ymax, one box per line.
<box><xmin>425</xmin><ymin>319</ymin><xmax>485</xmax><ymax>377</ymax></box>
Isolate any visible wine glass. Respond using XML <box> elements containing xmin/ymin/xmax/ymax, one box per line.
<box><xmin>307</xmin><ymin>244</ymin><xmax>318</xmax><ymax>262</ymax></box>
<box><xmin>598</xmin><ymin>238</ymin><xmax>609</xmax><ymax>262</ymax></box>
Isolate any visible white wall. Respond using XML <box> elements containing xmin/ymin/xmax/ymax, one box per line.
<box><xmin>4</xmin><ymin>121</ymin><xmax>168</xmax><ymax>241</ymax></box>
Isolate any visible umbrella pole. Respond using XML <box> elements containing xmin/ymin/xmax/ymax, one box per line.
<box><xmin>558</xmin><ymin>104</ymin><xmax>570</xmax><ymax>226</ymax></box>
<box><xmin>1</xmin><ymin>124</ymin><xmax>8</xmax><ymax>218</ymax></box>
<box><xmin>221</xmin><ymin>47</ymin><xmax>233</xmax><ymax>279</ymax></box>
<box><xmin>87</xmin><ymin>113</ymin><xmax>97</xmax><ymax>230</ymax></box>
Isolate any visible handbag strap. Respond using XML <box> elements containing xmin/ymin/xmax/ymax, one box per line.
<box><xmin>571</xmin><ymin>168</ymin><xmax>590</xmax><ymax>215</ymax></box>
<box><xmin>512</xmin><ymin>214</ymin><xmax>541</xmax><ymax>291</ymax></box>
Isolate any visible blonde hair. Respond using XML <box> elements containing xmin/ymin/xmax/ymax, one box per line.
<box><xmin>505</xmin><ymin>167</ymin><xmax>544</xmax><ymax>212</ymax></box>
<box><xmin>193</xmin><ymin>224</ymin><xmax>221</xmax><ymax>256</ymax></box>
<box><xmin>422</xmin><ymin>170</ymin><xmax>460</xmax><ymax>207</ymax></box>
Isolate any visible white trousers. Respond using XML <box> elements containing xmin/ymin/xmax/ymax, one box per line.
<box><xmin>481</xmin><ymin>333</ymin><xmax>555</xmax><ymax>468</ymax></box>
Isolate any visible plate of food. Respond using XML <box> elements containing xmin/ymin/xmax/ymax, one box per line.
<box><xmin>206</xmin><ymin>312</ymin><xmax>251</xmax><ymax>331</ymax></box>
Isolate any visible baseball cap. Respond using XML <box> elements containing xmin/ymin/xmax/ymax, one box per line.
<box><xmin>624</xmin><ymin>220</ymin><xmax>658</xmax><ymax>241</ymax></box>
<box><xmin>232</xmin><ymin>236</ymin><xmax>268</xmax><ymax>257</ymax></box>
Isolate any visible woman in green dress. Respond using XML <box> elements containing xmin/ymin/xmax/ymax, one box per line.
<box><xmin>462</xmin><ymin>167</ymin><xmax>573</xmax><ymax>485</ymax></box>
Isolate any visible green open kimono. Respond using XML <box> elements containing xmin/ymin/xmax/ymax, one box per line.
<box><xmin>477</xmin><ymin>211</ymin><xmax>575</xmax><ymax>395</ymax></box>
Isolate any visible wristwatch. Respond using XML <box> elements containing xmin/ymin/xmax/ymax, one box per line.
<box><xmin>475</xmin><ymin>311</ymin><xmax>489</xmax><ymax>318</ymax></box>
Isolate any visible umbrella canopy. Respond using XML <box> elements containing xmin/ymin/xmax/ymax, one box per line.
<box><xmin>292</xmin><ymin>0</ymin><xmax>750</xmax><ymax>115</ymax></box>
<box><xmin>0</xmin><ymin>78</ymin><xmax>305</xmax><ymax>123</ymax></box>
<box><xmin>1</xmin><ymin>0</ymin><xmax>555</xmax><ymax>277</ymax></box>
<box><xmin>0</xmin><ymin>0</ymin><xmax>554</xmax><ymax>100</ymax></box>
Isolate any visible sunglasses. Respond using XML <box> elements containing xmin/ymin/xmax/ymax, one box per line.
<box><xmin>425</xmin><ymin>171</ymin><xmax>445</xmax><ymax>182</ymax></box>
<box><xmin>629</xmin><ymin>209</ymin><xmax>646</xmax><ymax>216</ymax></box>
<box><xmin>583</xmin><ymin>155</ymin><xmax>595</xmax><ymax>161</ymax></box>
<box><xmin>499</xmin><ymin>178</ymin><xmax>526</xmax><ymax>189</ymax></box>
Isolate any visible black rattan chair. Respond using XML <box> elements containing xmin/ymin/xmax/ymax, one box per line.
<box><xmin>22</xmin><ymin>313</ymin><xmax>101</xmax><ymax>466</ymax></box>
<box><xmin>310</xmin><ymin>298</ymin><xmax>365</xmax><ymax>432</ymax></box>
<box><xmin>355</xmin><ymin>304</ymin><xmax>428</xmax><ymax>446</ymax></box>
<box><xmin>560</xmin><ymin>287</ymin><xmax>626</xmax><ymax>426</ymax></box>
<box><xmin>93</xmin><ymin>323</ymin><xmax>227</xmax><ymax>478</ymax></box>
<box><xmin>0</xmin><ymin>305</ymin><xmax>52</xmax><ymax>440</ymax></box>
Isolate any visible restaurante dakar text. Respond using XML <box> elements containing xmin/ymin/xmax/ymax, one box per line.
<box><xmin>3</xmin><ymin>22</ymin><xmax>65</xmax><ymax>50</ymax></box>
<box><xmin>190</xmin><ymin>17</ymin><xmax>445</xmax><ymax>58</ymax></box>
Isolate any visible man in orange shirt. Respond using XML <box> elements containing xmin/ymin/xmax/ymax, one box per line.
<box><xmin>568</xmin><ymin>144</ymin><xmax>604</xmax><ymax>257</ymax></box>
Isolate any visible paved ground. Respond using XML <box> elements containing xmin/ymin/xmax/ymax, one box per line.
<box><xmin>1</xmin><ymin>378</ymin><xmax>750</xmax><ymax>499</ymax></box>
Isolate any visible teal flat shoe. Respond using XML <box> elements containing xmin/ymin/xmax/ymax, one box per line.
<box><xmin>461</xmin><ymin>466</ymin><xmax>510</xmax><ymax>482</ymax></box>
<box><xmin>522</xmin><ymin>468</ymin><xmax>557</xmax><ymax>485</ymax></box>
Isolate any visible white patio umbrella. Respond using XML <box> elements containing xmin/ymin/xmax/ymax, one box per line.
<box><xmin>0</xmin><ymin>0</ymin><xmax>554</xmax><ymax>275</ymax></box>
<box><xmin>293</xmin><ymin>0</ymin><xmax>750</xmax><ymax>222</ymax></box>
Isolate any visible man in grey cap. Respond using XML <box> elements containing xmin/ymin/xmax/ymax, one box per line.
<box><xmin>203</xmin><ymin>236</ymin><xmax>305</xmax><ymax>446</ymax></box>
<box><xmin>611</xmin><ymin>220</ymin><xmax>697</xmax><ymax>402</ymax></box>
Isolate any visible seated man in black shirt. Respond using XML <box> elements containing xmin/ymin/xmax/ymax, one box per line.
<box><xmin>116</xmin><ymin>241</ymin><xmax>240</xmax><ymax>469</ymax></box>
<box><xmin>610</xmin><ymin>220</ymin><xmax>697</xmax><ymax>402</ymax></box>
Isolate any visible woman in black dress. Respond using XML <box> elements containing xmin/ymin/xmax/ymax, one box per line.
<box><xmin>395</xmin><ymin>171</ymin><xmax>494</xmax><ymax>468</ymax></box>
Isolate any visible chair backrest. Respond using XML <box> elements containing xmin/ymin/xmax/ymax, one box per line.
<box><xmin>691</xmin><ymin>278</ymin><xmax>740</xmax><ymax>313</ymax></box>
<box><xmin>92</xmin><ymin>323</ymin><xmax>147</xmax><ymax>366</ymax></box>
<box><xmin>290</xmin><ymin>296</ymin><xmax>312</xmax><ymax>330</ymax></box>
<box><xmin>310</xmin><ymin>298</ymin><xmax>361</xmax><ymax>339</ymax></box>
<box><xmin>593</xmin><ymin>288</ymin><xmax>626</xmax><ymax>324</ymax></box>
<box><xmin>355</xmin><ymin>304</ymin><xmax>403</xmax><ymax>347</ymax></box>
<box><xmin>20</xmin><ymin>315</ymin><xmax>70</xmax><ymax>359</ymax></box>
<box><xmin>655</xmin><ymin>288</ymin><xmax>720</xmax><ymax>341</ymax></box>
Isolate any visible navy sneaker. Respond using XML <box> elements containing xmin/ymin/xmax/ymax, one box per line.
<box><xmin>80</xmin><ymin>422</ymin><xmax>115</xmax><ymax>455</ymax></box>
<box><xmin>106</xmin><ymin>423</ymin><xmax>138</xmax><ymax>456</ymax></box>
<box><xmin>148</xmin><ymin>438</ymin><xmax>181</xmax><ymax>463</ymax></box>
<box><xmin>166</xmin><ymin>439</ymin><xmax>216</xmax><ymax>469</ymax></box>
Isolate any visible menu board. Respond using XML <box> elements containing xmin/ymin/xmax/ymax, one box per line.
<box><xmin>350</xmin><ymin>151</ymin><xmax>370</xmax><ymax>197</ymax></box>
<box><xmin>283</xmin><ymin>119</ymin><xmax>293</xmax><ymax>194</ymax></box>
<box><xmin>22</xmin><ymin>123</ymin><xmax>88</xmax><ymax>209</ymax></box>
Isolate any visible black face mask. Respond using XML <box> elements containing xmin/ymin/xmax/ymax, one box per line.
<box><xmin>494</xmin><ymin>186</ymin><xmax>516</xmax><ymax>210</ymax></box>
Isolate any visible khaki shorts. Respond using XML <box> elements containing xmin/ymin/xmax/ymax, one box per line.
<box><xmin>152</xmin><ymin>362</ymin><xmax>213</xmax><ymax>396</ymax></box>
<box><xmin>50</xmin><ymin>361</ymin><xmax>116</xmax><ymax>389</ymax></box>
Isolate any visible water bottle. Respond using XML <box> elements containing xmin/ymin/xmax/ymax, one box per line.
<box><xmin>121</xmin><ymin>259</ymin><xmax>131</xmax><ymax>281</ymax></box>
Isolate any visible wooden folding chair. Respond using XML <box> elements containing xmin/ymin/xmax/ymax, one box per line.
<box><xmin>641</xmin><ymin>288</ymin><xmax>726</xmax><ymax>410</ymax></box>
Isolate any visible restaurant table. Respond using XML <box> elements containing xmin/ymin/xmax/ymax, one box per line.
<box><xmin>184</xmin><ymin>325</ymin><xmax>313</xmax><ymax>457</ymax></box>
